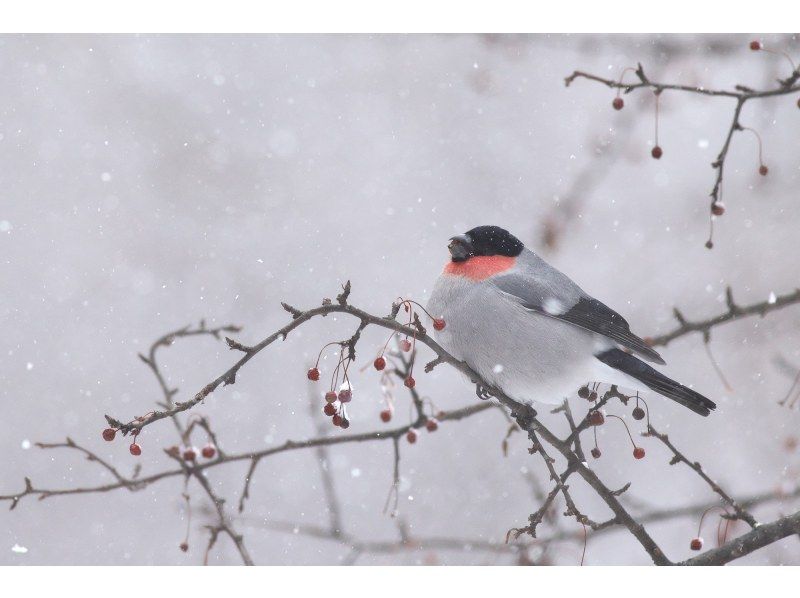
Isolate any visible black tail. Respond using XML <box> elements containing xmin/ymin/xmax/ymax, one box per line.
<box><xmin>596</xmin><ymin>348</ymin><xmax>716</xmax><ymax>417</ymax></box>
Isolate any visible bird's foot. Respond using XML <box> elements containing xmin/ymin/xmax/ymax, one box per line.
<box><xmin>511</xmin><ymin>404</ymin><xmax>538</xmax><ymax>430</ymax></box>
<box><xmin>475</xmin><ymin>383</ymin><xmax>495</xmax><ymax>401</ymax></box>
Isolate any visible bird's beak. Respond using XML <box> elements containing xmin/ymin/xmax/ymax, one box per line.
<box><xmin>448</xmin><ymin>234</ymin><xmax>473</xmax><ymax>262</ymax></box>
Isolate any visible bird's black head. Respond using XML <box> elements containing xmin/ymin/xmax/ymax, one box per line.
<box><xmin>448</xmin><ymin>226</ymin><xmax>525</xmax><ymax>262</ymax></box>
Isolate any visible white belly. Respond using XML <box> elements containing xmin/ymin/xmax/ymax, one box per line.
<box><xmin>426</xmin><ymin>275</ymin><xmax>647</xmax><ymax>406</ymax></box>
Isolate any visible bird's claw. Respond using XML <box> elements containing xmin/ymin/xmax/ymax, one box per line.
<box><xmin>475</xmin><ymin>383</ymin><xmax>495</xmax><ymax>401</ymax></box>
<box><xmin>512</xmin><ymin>404</ymin><xmax>538</xmax><ymax>429</ymax></box>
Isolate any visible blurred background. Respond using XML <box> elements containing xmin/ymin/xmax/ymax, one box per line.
<box><xmin>1</xmin><ymin>33</ymin><xmax>799</xmax><ymax>565</ymax></box>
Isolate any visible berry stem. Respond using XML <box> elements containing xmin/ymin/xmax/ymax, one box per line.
<box><xmin>615</xmin><ymin>66</ymin><xmax>637</xmax><ymax>96</ymax></box>
<box><xmin>606</xmin><ymin>414</ymin><xmax>639</xmax><ymax>450</ymax></box>
<box><xmin>696</xmin><ymin>505</ymin><xmax>730</xmax><ymax>541</ymax></box>
<box><xmin>740</xmin><ymin>126</ymin><xmax>766</xmax><ymax>171</ymax></box>
<box><xmin>653</xmin><ymin>90</ymin><xmax>661</xmax><ymax>148</ymax></box>
<box><xmin>704</xmin><ymin>339</ymin><xmax>734</xmax><ymax>392</ymax></box>
<box><xmin>397</xmin><ymin>298</ymin><xmax>439</xmax><ymax>324</ymax></box>
<box><xmin>580</xmin><ymin>522</ymin><xmax>588</xmax><ymax>566</ymax></box>
<box><xmin>638</xmin><ymin>394</ymin><xmax>652</xmax><ymax>428</ymax></box>
<box><xmin>314</xmin><ymin>341</ymin><xmax>341</xmax><ymax>368</ymax></box>
<box><xmin>759</xmin><ymin>46</ymin><xmax>798</xmax><ymax>73</ymax></box>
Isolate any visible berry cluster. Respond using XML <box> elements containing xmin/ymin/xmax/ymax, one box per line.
<box><xmin>580</xmin><ymin>386</ymin><xmax>648</xmax><ymax>461</ymax></box>
<box><xmin>171</xmin><ymin>443</ymin><xmax>217</xmax><ymax>462</ymax></box>
<box><xmin>307</xmin><ymin>298</ymin><xmax>445</xmax><ymax>431</ymax></box>
<box><xmin>608</xmin><ymin>67</ymin><xmax>665</xmax><ymax>160</ymax></box>
<box><xmin>308</xmin><ymin>339</ymin><xmax>357</xmax><ymax>430</ymax></box>
<box><xmin>165</xmin><ymin>416</ymin><xmax>220</xmax><ymax>464</ymax></box>
<box><xmin>101</xmin><ymin>411</ymin><xmax>156</xmax><ymax>457</ymax></box>
<box><xmin>405</xmin><ymin>418</ymin><xmax>440</xmax><ymax>444</ymax></box>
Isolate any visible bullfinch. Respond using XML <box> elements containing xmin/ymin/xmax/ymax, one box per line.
<box><xmin>426</xmin><ymin>225</ymin><xmax>716</xmax><ymax>416</ymax></box>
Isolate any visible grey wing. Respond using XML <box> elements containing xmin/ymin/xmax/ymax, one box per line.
<box><xmin>491</xmin><ymin>255</ymin><xmax>665</xmax><ymax>365</ymax></box>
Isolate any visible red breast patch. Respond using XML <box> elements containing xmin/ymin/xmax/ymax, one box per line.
<box><xmin>443</xmin><ymin>255</ymin><xmax>516</xmax><ymax>280</ymax></box>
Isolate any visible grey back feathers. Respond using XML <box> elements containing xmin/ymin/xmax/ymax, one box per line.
<box><xmin>491</xmin><ymin>248</ymin><xmax>666</xmax><ymax>364</ymax></box>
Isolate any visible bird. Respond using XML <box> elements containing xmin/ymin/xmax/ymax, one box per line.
<box><xmin>426</xmin><ymin>225</ymin><xmax>716</xmax><ymax>416</ymax></box>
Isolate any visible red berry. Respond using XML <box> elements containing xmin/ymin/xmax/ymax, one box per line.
<box><xmin>588</xmin><ymin>391</ymin><xmax>598</xmax><ymax>402</ymax></box>
<box><xmin>179</xmin><ymin>542</ymin><xmax>189</xmax><ymax>552</ymax></box>
<box><xmin>425</xmin><ymin>418</ymin><xmax>439</xmax><ymax>432</ymax></box>
<box><xmin>632</xmin><ymin>406</ymin><xmax>645</xmax><ymax>421</ymax></box>
<box><xmin>374</xmin><ymin>356</ymin><xmax>386</xmax><ymax>371</ymax></box>
<box><xmin>332</xmin><ymin>414</ymin><xmax>343</xmax><ymax>427</ymax></box>
<box><xmin>129</xmin><ymin>443</ymin><xmax>142</xmax><ymax>456</ymax></box>
<box><xmin>690</xmin><ymin>537</ymin><xmax>703</xmax><ymax>551</ymax></box>
<box><xmin>325</xmin><ymin>391</ymin><xmax>338</xmax><ymax>403</ymax></box>
<box><xmin>578</xmin><ymin>386</ymin><xmax>590</xmax><ymax>399</ymax></box>
<box><xmin>633</xmin><ymin>447</ymin><xmax>646</xmax><ymax>460</ymax></box>
<box><xmin>338</xmin><ymin>389</ymin><xmax>352</xmax><ymax>403</ymax></box>
<box><xmin>589</xmin><ymin>411</ymin><xmax>605</xmax><ymax>426</ymax></box>
<box><xmin>651</xmin><ymin>146</ymin><xmax>663</xmax><ymax>159</ymax></box>
<box><xmin>705</xmin><ymin>240</ymin><xmax>714</xmax><ymax>249</ymax></box>
<box><xmin>404</xmin><ymin>376</ymin><xmax>416</xmax><ymax>388</ymax></box>
<box><xmin>102</xmin><ymin>428</ymin><xmax>116</xmax><ymax>442</ymax></box>
<box><xmin>201</xmin><ymin>444</ymin><xmax>216</xmax><ymax>459</ymax></box>
<box><xmin>612</xmin><ymin>97</ymin><xmax>624</xmax><ymax>110</ymax></box>
<box><xmin>380</xmin><ymin>409</ymin><xmax>392</xmax><ymax>423</ymax></box>
<box><xmin>759</xmin><ymin>164</ymin><xmax>768</xmax><ymax>176</ymax></box>
<box><xmin>433</xmin><ymin>318</ymin><xmax>446</xmax><ymax>331</ymax></box>
<box><xmin>340</xmin><ymin>418</ymin><xmax>350</xmax><ymax>430</ymax></box>
<box><xmin>711</xmin><ymin>202</ymin><xmax>725</xmax><ymax>216</ymax></box>
<box><xmin>591</xmin><ymin>447</ymin><xmax>601</xmax><ymax>459</ymax></box>
<box><xmin>406</xmin><ymin>429</ymin><xmax>418</xmax><ymax>444</ymax></box>
<box><xmin>749</xmin><ymin>40</ymin><xmax>762</xmax><ymax>51</ymax></box>
<box><xmin>307</xmin><ymin>367</ymin><xmax>320</xmax><ymax>381</ymax></box>
<box><xmin>324</xmin><ymin>402</ymin><xmax>337</xmax><ymax>417</ymax></box>
<box><xmin>183</xmin><ymin>447</ymin><xmax>197</xmax><ymax>461</ymax></box>
<box><xmin>400</xmin><ymin>339</ymin><xmax>412</xmax><ymax>352</ymax></box>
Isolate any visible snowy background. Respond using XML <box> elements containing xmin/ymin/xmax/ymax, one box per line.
<box><xmin>2</xmin><ymin>33</ymin><xmax>799</xmax><ymax>565</ymax></box>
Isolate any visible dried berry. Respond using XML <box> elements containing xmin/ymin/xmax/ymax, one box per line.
<box><xmin>406</xmin><ymin>429</ymin><xmax>418</xmax><ymax>444</ymax></box>
<box><xmin>433</xmin><ymin>318</ymin><xmax>446</xmax><ymax>331</ymax></box>
<box><xmin>102</xmin><ymin>428</ymin><xmax>116</xmax><ymax>442</ymax></box>
<box><xmin>374</xmin><ymin>356</ymin><xmax>386</xmax><ymax>371</ymax></box>
<box><xmin>325</xmin><ymin>391</ymin><xmax>338</xmax><ymax>403</ymax></box>
<box><xmin>400</xmin><ymin>339</ymin><xmax>412</xmax><ymax>352</ymax></box>
<box><xmin>307</xmin><ymin>367</ymin><xmax>320</xmax><ymax>381</ymax></box>
<box><xmin>183</xmin><ymin>447</ymin><xmax>197</xmax><ymax>461</ymax></box>
<box><xmin>612</xmin><ymin>97</ymin><xmax>624</xmax><ymax>110</ymax></box>
<box><xmin>425</xmin><ymin>418</ymin><xmax>439</xmax><ymax>432</ymax></box>
<box><xmin>338</xmin><ymin>389</ymin><xmax>352</xmax><ymax>403</ymax></box>
<box><xmin>179</xmin><ymin>542</ymin><xmax>189</xmax><ymax>552</ymax></box>
<box><xmin>749</xmin><ymin>40</ymin><xmax>762</xmax><ymax>51</ymax></box>
<box><xmin>404</xmin><ymin>376</ymin><xmax>416</xmax><ymax>389</ymax></box>
<box><xmin>578</xmin><ymin>386</ymin><xmax>590</xmax><ymax>399</ymax></box>
<box><xmin>129</xmin><ymin>443</ymin><xmax>142</xmax><ymax>456</ymax></box>
<box><xmin>690</xmin><ymin>537</ymin><xmax>703</xmax><ymax>551</ymax></box>
<box><xmin>340</xmin><ymin>418</ymin><xmax>350</xmax><ymax>430</ymax></box>
<box><xmin>711</xmin><ymin>202</ymin><xmax>725</xmax><ymax>216</ymax></box>
<box><xmin>589</xmin><ymin>411</ymin><xmax>605</xmax><ymax>426</ymax></box>
<box><xmin>632</xmin><ymin>406</ymin><xmax>645</xmax><ymax>421</ymax></box>
<box><xmin>201</xmin><ymin>444</ymin><xmax>216</xmax><ymax>459</ymax></box>
<box><xmin>588</xmin><ymin>391</ymin><xmax>598</xmax><ymax>402</ymax></box>
<box><xmin>759</xmin><ymin>165</ymin><xmax>769</xmax><ymax>176</ymax></box>
<box><xmin>332</xmin><ymin>414</ymin><xmax>343</xmax><ymax>427</ymax></box>
<box><xmin>591</xmin><ymin>447</ymin><xmax>601</xmax><ymax>459</ymax></box>
<box><xmin>380</xmin><ymin>409</ymin><xmax>392</xmax><ymax>423</ymax></box>
<box><xmin>651</xmin><ymin>145</ymin><xmax>663</xmax><ymax>159</ymax></box>
<box><xmin>633</xmin><ymin>447</ymin><xmax>646</xmax><ymax>460</ymax></box>
<box><xmin>324</xmin><ymin>403</ymin><xmax>337</xmax><ymax>417</ymax></box>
